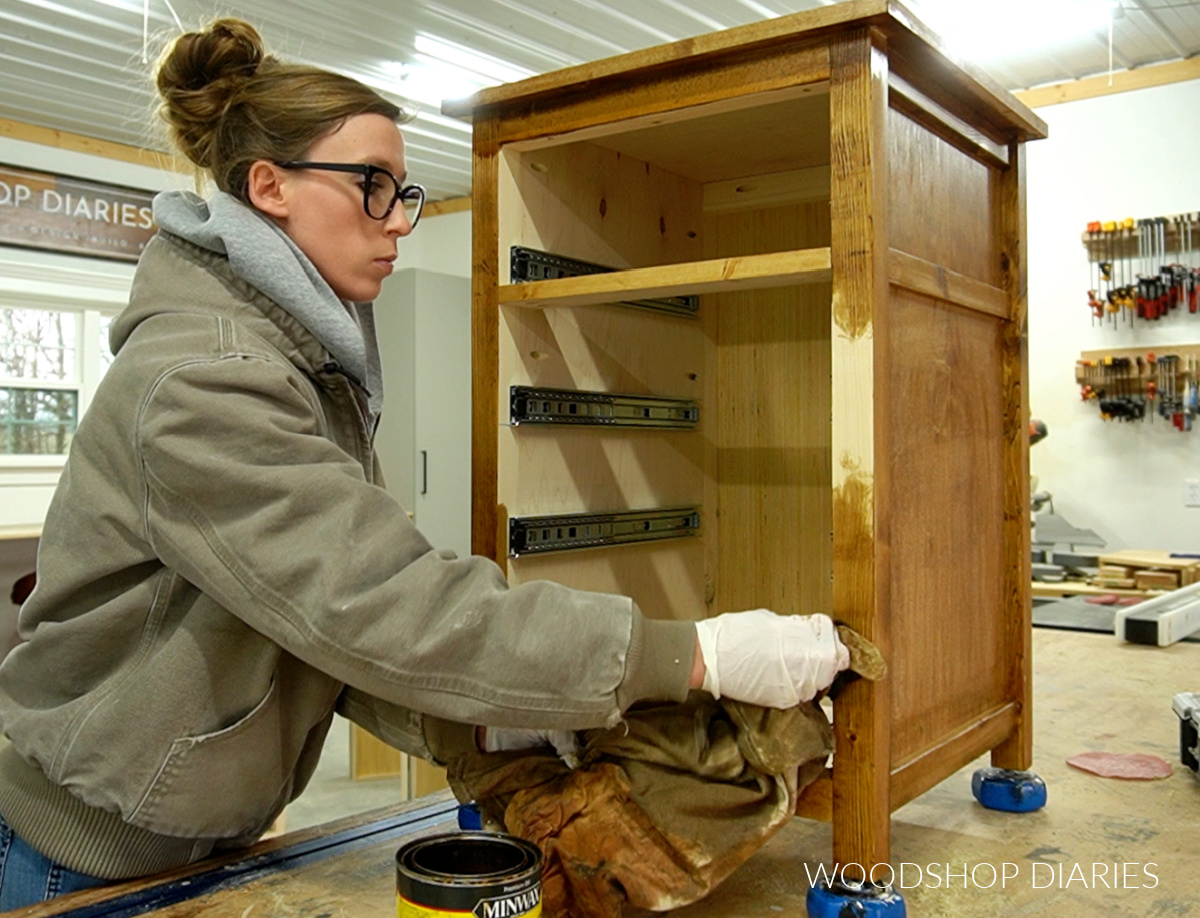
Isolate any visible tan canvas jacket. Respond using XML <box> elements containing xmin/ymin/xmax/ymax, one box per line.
<box><xmin>0</xmin><ymin>231</ymin><xmax>695</xmax><ymax>879</ymax></box>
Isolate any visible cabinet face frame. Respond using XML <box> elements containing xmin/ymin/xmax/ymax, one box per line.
<box><xmin>459</xmin><ymin>1</ymin><xmax>1045</xmax><ymax>873</ymax></box>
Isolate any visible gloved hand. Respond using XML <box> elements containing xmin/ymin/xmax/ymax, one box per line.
<box><xmin>694</xmin><ymin>609</ymin><xmax>850</xmax><ymax>708</ymax></box>
<box><xmin>481</xmin><ymin>727</ymin><xmax>581</xmax><ymax>768</ymax></box>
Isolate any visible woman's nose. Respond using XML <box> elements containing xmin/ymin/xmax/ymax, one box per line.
<box><xmin>386</xmin><ymin>207</ymin><xmax>415</xmax><ymax>237</ymax></box>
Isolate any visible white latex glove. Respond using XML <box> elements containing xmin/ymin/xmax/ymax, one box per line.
<box><xmin>482</xmin><ymin>728</ymin><xmax>581</xmax><ymax>769</ymax></box>
<box><xmin>694</xmin><ymin>609</ymin><xmax>850</xmax><ymax>708</ymax></box>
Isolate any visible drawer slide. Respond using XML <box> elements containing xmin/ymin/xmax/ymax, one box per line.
<box><xmin>509</xmin><ymin>507</ymin><xmax>700</xmax><ymax>556</ymax></box>
<box><xmin>510</xmin><ymin>386</ymin><xmax>698</xmax><ymax>429</ymax></box>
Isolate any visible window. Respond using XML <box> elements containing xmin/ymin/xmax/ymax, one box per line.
<box><xmin>0</xmin><ymin>305</ymin><xmax>117</xmax><ymax>457</ymax></box>
<box><xmin>0</xmin><ymin>266</ymin><xmax>126</xmax><ymax>465</ymax></box>
<box><xmin>0</xmin><ymin>195</ymin><xmax>140</xmax><ymax>532</ymax></box>
<box><xmin>2</xmin><ymin>307</ymin><xmax>78</xmax><ymax>454</ymax></box>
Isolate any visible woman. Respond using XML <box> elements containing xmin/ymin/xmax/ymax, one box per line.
<box><xmin>0</xmin><ymin>19</ymin><xmax>847</xmax><ymax>907</ymax></box>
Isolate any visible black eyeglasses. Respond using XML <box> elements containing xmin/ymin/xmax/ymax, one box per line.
<box><xmin>276</xmin><ymin>161</ymin><xmax>425</xmax><ymax>227</ymax></box>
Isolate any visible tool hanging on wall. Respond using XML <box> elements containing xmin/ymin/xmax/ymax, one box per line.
<box><xmin>1182</xmin><ymin>214</ymin><xmax>1198</xmax><ymax>313</ymax></box>
<box><xmin>1119</xmin><ymin>217</ymin><xmax>1136</xmax><ymax>322</ymax></box>
<box><xmin>1086</xmin><ymin>221</ymin><xmax>1105</xmax><ymax>324</ymax></box>
<box><xmin>1083</xmin><ymin>212</ymin><xmax>1200</xmax><ymax>327</ymax></box>
<box><xmin>1076</xmin><ymin>346</ymin><xmax>1200</xmax><ymax>431</ymax></box>
<box><xmin>1104</xmin><ymin>220</ymin><xmax>1122</xmax><ymax>326</ymax></box>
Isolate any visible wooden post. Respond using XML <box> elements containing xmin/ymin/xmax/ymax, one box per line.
<box><xmin>828</xmin><ymin>25</ymin><xmax>892</xmax><ymax>877</ymax></box>
<box><xmin>471</xmin><ymin>116</ymin><xmax>503</xmax><ymax>563</ymax></box>
<box><xmin>993</xmin><ymin>140</ymin><xmax>1034</xmax><ymax>771</ymax></box>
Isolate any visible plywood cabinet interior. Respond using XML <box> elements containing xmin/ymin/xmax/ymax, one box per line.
<box><xmin>447</xmin><ymin>0</ymin><xmax>1047</xmax><ymax>872</ymax></box>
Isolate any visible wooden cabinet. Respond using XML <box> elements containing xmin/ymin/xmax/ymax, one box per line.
<box><xmin>446</xmin><ymin>0</ymin><xmax>1046</xmax><ymax>872</ymax></box>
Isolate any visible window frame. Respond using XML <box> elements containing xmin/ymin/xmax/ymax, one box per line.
<box><xmin>0</xmin><ymin>252</ymin><xmax>132</xmax><ymax>471</ymax></box>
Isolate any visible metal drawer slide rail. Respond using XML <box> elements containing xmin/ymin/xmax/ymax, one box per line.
<box><xmin>509</xmin><ymin>507</ymin><xmax>700</xmax><ymax>556</ymax></box>
<box><xmin>510</xmin><ymin>386</ymin><xmax>698</xmax><ymax>429</ymax></box>
<box><xmin>509</xmin><ymin>246</ymin><xmax>699</xmax><ymax>318</ymax></box>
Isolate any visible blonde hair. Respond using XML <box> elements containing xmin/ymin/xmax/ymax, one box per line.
<box><xmin>155</xmin><ymin>18</ymin><xmax>407</xmax><ymax>201</ymax></box>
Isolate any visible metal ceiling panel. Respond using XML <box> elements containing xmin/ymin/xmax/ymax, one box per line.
<box><xmin>0</xmin><ymin>0</ymin><xmax>1196</xmax><ymax>201</ymax></box>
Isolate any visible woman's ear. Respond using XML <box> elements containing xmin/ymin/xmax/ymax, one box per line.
<box><xmin>246</xmin><ymin>160</ymin><xmax>289</xmax><ymax>218</ymax></box>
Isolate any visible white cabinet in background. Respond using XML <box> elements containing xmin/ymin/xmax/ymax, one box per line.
<box><xmin>374</xmin><ymin>268</ymin><xmax>472</xmax><ymax>560</ymax></box>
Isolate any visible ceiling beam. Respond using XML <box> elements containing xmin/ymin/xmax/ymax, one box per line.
<box><xmin>0</xmin><ymin>115</ymin><xmax>474</xmax><ymax>211</ymax></box>
<box><xmin>0</xmin><ymin>117</ymin><xmax>186</xmax><ymax>172</ymax></box>
<box><xmin>1014</xmin><ymin>56</ymin><xmax>1200</xmax><ymax>107</ymax></box>
<box><xmin>424</xmin><ymin>196</ymin><xmax>472</xmax><ymax>216</ymax></box>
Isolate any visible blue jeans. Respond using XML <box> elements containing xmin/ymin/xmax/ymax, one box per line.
<box><xmin>0</xmin><ymin>814</ymin><xmax>107</xmax><ymax>909</ymax></box>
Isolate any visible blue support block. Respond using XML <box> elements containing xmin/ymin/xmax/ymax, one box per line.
<box><xmin>457</xmin><ymin>801</ymin><xmax>483</xmax><ymax>830</ymax></box>
<box><xmin>807</xmin><ymin>878</ymin><xmax>907</xmax><ymax>917</ymax></box>
<box><xmin>971</xmin><ymin>767</ymin><xmax>1047</xmax><ymax>812</ymax></box>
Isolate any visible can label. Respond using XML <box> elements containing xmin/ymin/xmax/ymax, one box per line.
<box><xmin>397</xmin><ymin>888</ymin><xmax>542</xmax><ymax>918</ymax></box>
<box><xmin>471</xmin><ymin>887</ymin><xmax>542</xmax><ymax>918</ymax></box>
<box><xmin>396</xmin><ymin>832</ymin><xmax>542</xmax><ymax>918</ymax></box>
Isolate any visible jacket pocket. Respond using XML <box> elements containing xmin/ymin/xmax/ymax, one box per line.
<box><xmin>129</xmin><ymin>678</ymin><xmax>285</xmax><ymax>838</ymax></box>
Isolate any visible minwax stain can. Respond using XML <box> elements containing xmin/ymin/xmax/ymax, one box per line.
<box><xmin>396</xmin><ymin>832</ymin><xmax>542</xmax><ymax>918</ymax></box>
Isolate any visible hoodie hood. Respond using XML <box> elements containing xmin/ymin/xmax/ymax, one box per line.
<box><xmin>142</xmin><ymin>190</ymin><xmax>383</xmax><ymax>422</ymax></box>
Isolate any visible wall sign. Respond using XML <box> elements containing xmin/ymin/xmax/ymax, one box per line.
<box><xmin>0</xmin><ymin>163</ymin><xmax>157</xmax><ymax>263</ymax></box>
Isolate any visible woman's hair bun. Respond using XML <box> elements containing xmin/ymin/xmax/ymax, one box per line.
<box><xmin>152</xmin><ymin>16</ymin><xmax>403</xmax><ymax>198</ymax></box>
<box><xmin>155</xmin><ymin>18</ymin><xmax>268</xmax><ymax>168</ymax></box>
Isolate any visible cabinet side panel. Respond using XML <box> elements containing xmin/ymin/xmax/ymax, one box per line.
<box><xmin>498</xmin><ymin>144</ymin><xmax>704</xmax><ymax>273</ymax></box>
<box><xmin>499</xmin><ymin>424</ymin><xmax>703</xmax><ymax>518</ymax></box>
<box><xmin>703</xmin><ymin>202</ymin><xmax>833</xmax><ymax>616</ymax></box>
<box><xmin>495</xmin><ymin>167</ymin><xmax>708</xmax><ymax>619</ymax></box>
<box><xmin>887</xmin><ymin>292</ymin><xmax>1008</xmax><ymax>761</ymax></box>
<box><xmin>884</xmin><ymin>100</ymin><xmax>1026</xmax><ymax>776</ymax></box>
<box><xmin>886</xmin><ymin>106</ymin><xmax>1000</xmax><ymax>286</ymax></box>
<box><xmin>495</xmin><ymin>300</ymin><xmax>707</xmax><ymax>620</ymax></box>
<box><xmin>507</xmin><ymin>543</ymin><xmax>708</xmax><ymax>623</ymax></box>
<box><xmin>496</xmin><ymin>290</ymin><xmax>707</xmax><ymax>518</ymax></box>
<box><xmin>501</xmin><ymin>303</ymin><xmax>705</xmax><ymax>398</ymax></box>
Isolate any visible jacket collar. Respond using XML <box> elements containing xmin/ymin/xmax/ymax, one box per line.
<box><xmin>146</xmin><ymin>190</ymin><xmax>383</xmax><ymax>424</ymax></box>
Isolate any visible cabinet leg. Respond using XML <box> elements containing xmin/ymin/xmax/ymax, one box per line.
<box><xmin>990</xmin><ymin>714</ymin><xmax>1033</xmax><ymax>772</ymax></box>
<box><xmin>831</xmin><ymin>678</ymin><xmax>890</xmax><ymax>870</ymax></box>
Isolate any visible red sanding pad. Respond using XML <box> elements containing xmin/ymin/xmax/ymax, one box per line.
<box><xmin>1067</xmin><ymin>751</ymin><xmax>1173</xmax><ymax>780</ymax></box>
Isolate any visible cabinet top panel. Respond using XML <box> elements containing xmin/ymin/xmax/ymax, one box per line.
<box><xmin>587</xmin><ymin>91</ymin><xmax>830</xmax><ymax>184</ymax></box>
<box><xmin>443</xmin><ymin>0</ymin><xmax>1046</xmax><ymax>146</ymax></box>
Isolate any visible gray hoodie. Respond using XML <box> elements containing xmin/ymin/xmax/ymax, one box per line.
<box><xmin>152</xmin><ymin>190</ymin><xmax>385</xmax><ymax>424</ymax></box>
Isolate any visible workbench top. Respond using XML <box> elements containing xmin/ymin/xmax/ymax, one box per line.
<box><xmin>24</xmin><ymin>794</ymin><xmax>461</xmax><ymax>917</ymax></box>
<box><xmin>1100</xmin><ymin>550</ymin><xmax>1200</xmax><ymax>571</ymax></box>
<box><xmin>25</xmin><ymin>629</ymin><xmax>1200</xmax><ymax>916</ymax></box>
